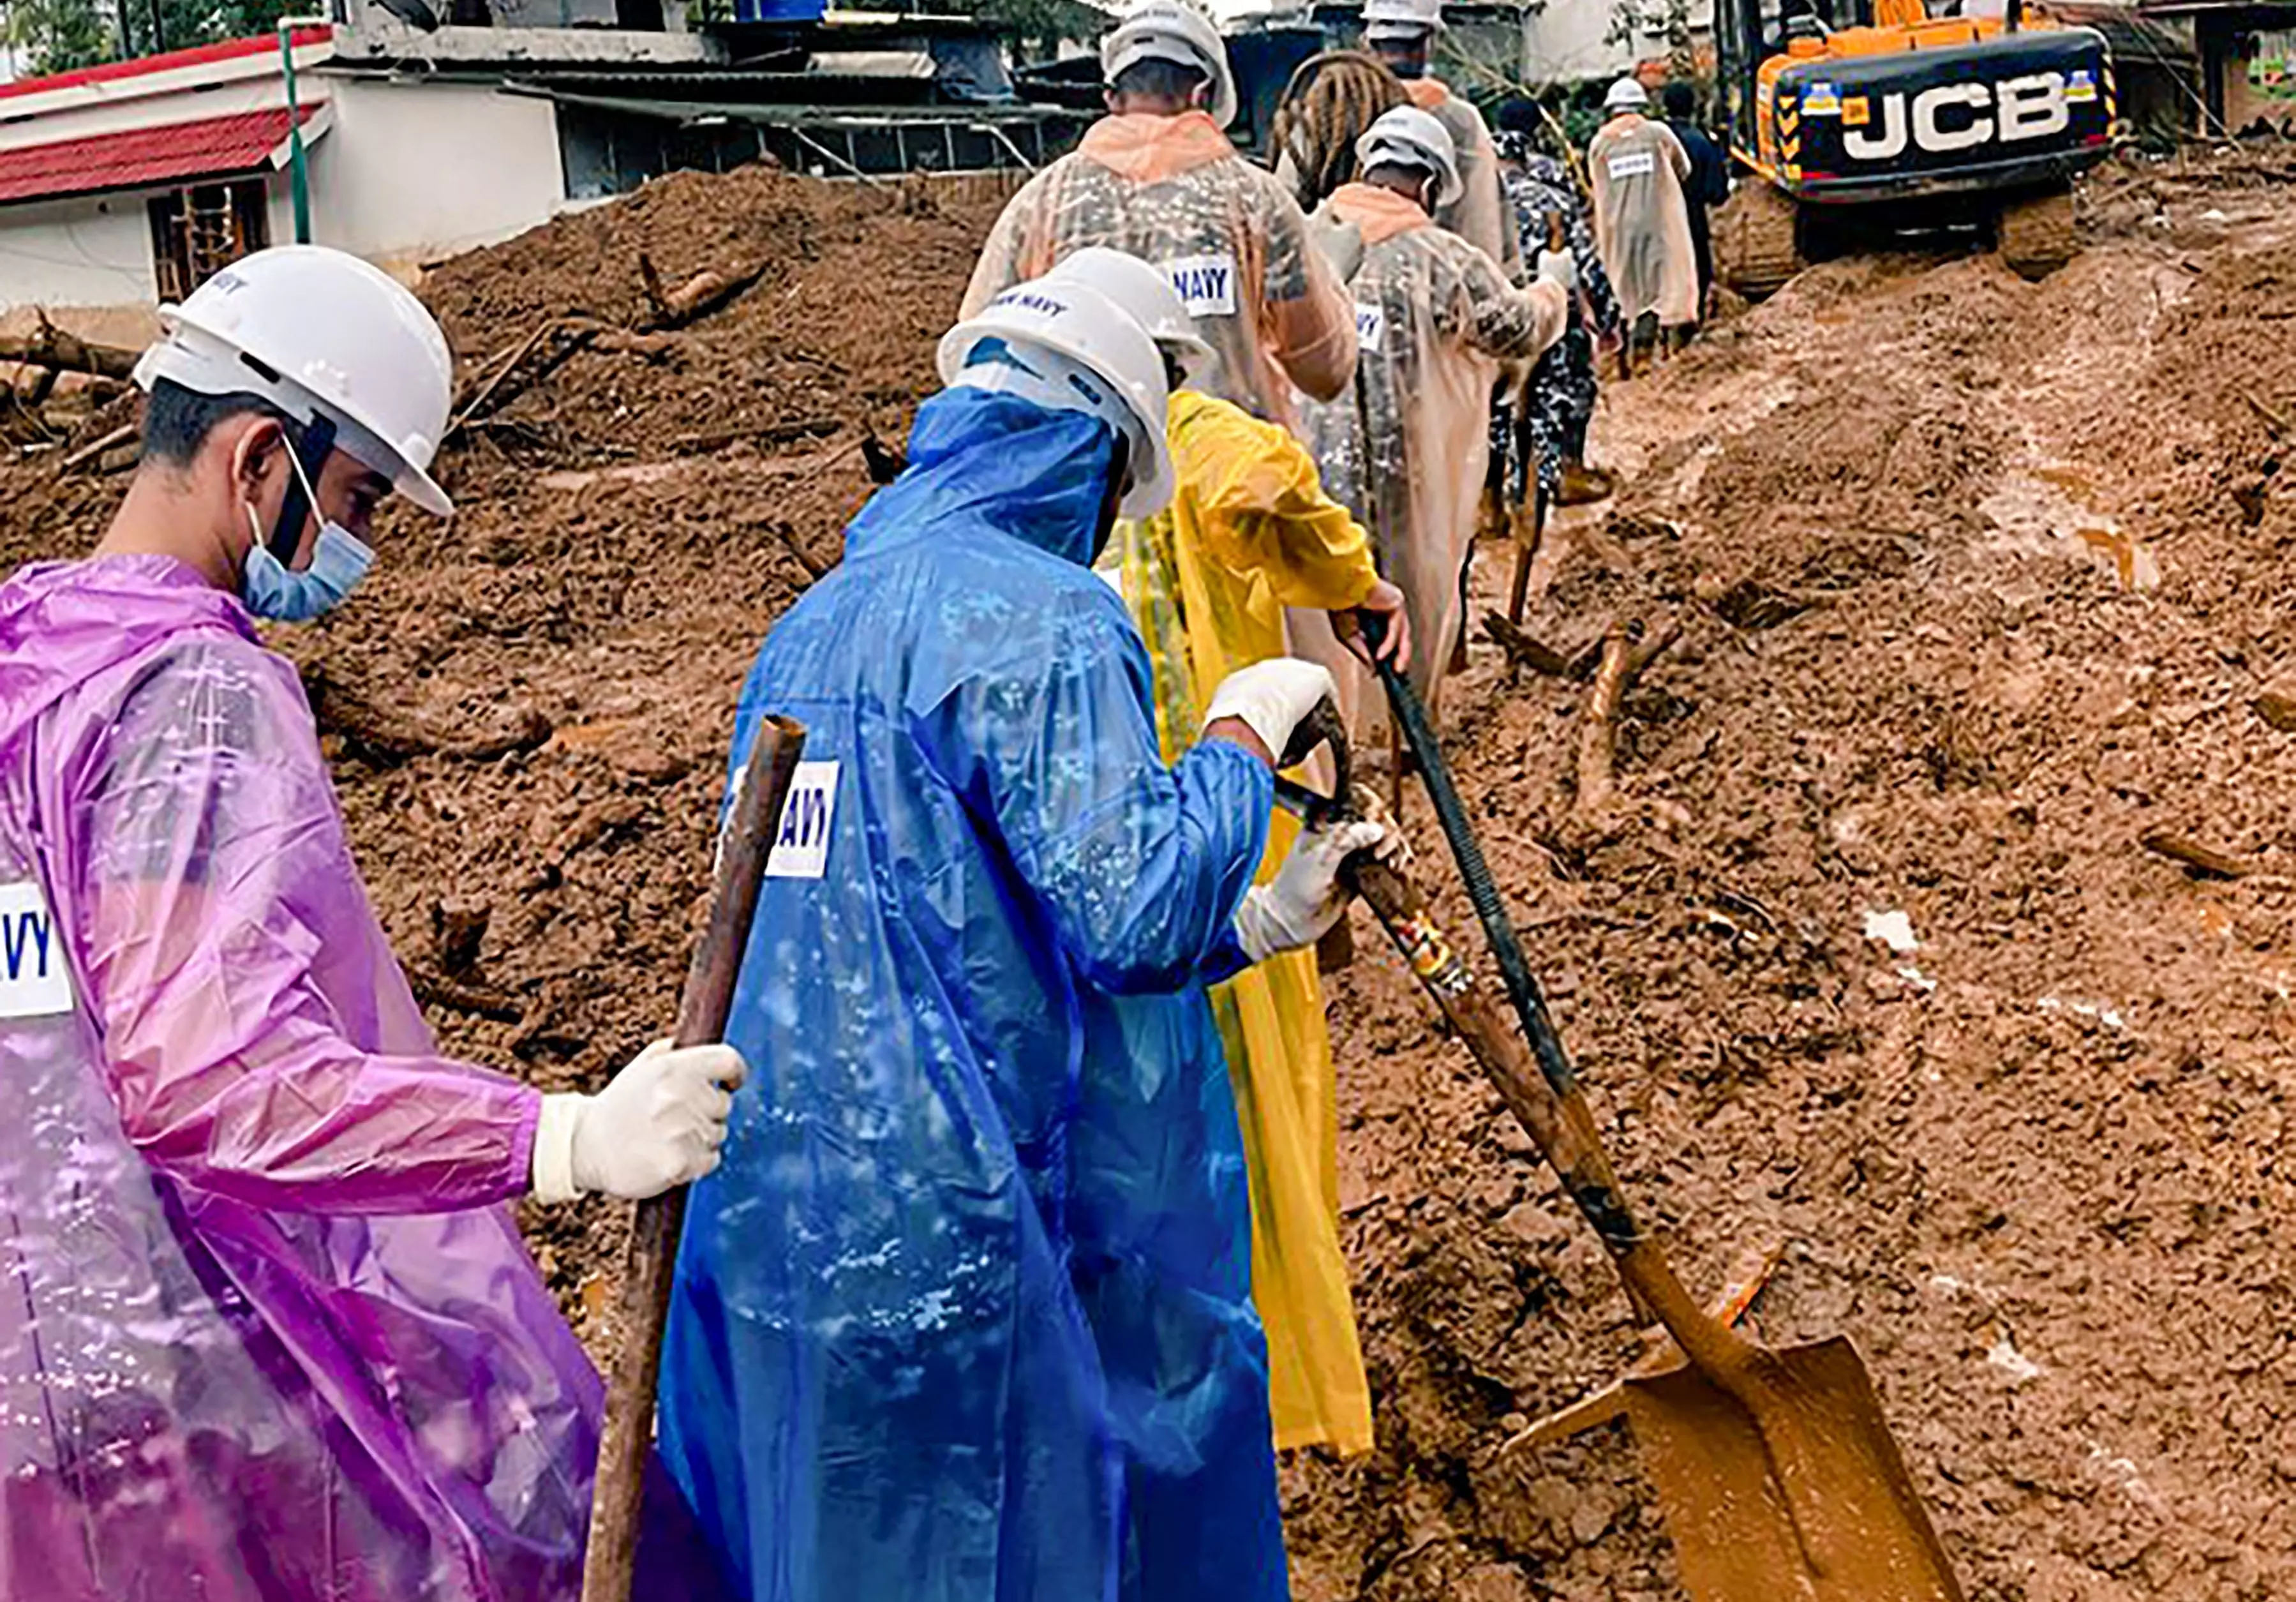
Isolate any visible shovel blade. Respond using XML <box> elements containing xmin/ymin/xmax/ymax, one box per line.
<box><xmin>1623</xmin><ymin>1335</ymin><xmax>1964</xmax><ymax>1602</ymax></box>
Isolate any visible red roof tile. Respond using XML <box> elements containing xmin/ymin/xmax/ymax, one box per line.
<box><xmin>0</xmin><ymin>27</ymin><xmax>333</xmax><ymax>103</ymax></box>
<box><xmin>0</xmin><ymin>105</ymin><xmax>321</xmax><ymax>207</ymax></box>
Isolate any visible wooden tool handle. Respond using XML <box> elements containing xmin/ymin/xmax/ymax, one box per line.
<box><xmin>580</xmin><ymin>714</ymin><xmax>807</xmax><ymax>1602</ymax></box>
<box><xmin>1349</xmin><ymin>857</ymin><xmax>1749</xmax><ymax>1374</ymax></box>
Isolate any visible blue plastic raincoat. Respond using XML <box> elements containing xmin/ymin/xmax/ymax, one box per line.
<box><xmin>658</xmin><ymin>387</ymin><xmax>1290</xmax><ymax>1602</ymax></box>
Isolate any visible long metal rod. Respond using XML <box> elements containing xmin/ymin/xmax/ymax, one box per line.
<box><xmin>786</xmin><ymin>123</ymin><xmax>884</xmax><ymax>188</ymax></box>
<box><xmin>976</xmin><ymin>120</ymin><xmax>1040</xmax><ymax>173</ymax></box>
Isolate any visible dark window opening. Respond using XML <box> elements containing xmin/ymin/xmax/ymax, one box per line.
<box><xmin>148</xmin><ymin>178</ymin><xmax>270</xmax><ymax>303</ymax></box>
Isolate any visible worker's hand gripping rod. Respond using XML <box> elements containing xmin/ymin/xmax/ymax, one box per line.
<box><xmin>581</xmin><ymin>714</ymin><xmax>807</xmax><ymax>1602</ymax></box>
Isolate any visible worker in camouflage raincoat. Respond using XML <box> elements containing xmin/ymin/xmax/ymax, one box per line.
<box><xmin>1299</xmin><ymin>109</ymin><xmax>1569</xmax><ymax>735</ymax></box>
<box><xmin>962</xmin><ymin>0</ymin><xmax>1356</xmax><ymax>430</ymax></box>
<box><xmin>1493</xmin><ymin>114</ymin><xmax>1619</xmax><ymax>508</ymax></box>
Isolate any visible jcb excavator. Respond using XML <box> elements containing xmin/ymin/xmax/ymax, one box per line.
<box><xmin>1711</xmin><ymin>0</ymin><xmax>2116</xmax><ymax>294</ymax></box>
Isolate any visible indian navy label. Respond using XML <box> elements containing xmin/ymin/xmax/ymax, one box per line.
<box><xmin>1164</xmin><ymin>253</ymin><xmax>1239</xmax><ymax>318</ymax></box>
<box><xmin>1353</xmin><ymin>302</ymin><xmax>1386</xmax><ymax>354</ymax></box>
<box><xmin>764</xmin><ymin>761</ymin><xmax>840</xmax><ymax>880</ymax></box>
<box><xmin>0</xmin><ymin>882</ymin><xmax>73</xmax><ymax>1019</ymax></box>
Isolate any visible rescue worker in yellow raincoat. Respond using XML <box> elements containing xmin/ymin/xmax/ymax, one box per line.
<box><xmin>1047</xmin><ymin>246</ymin><xmax>1410</xmax><ymax>1457</ymax></box>
<box><xmin>1360</xmin><ymin>0</ymin><xmax>1521</xmax><ymax>281</ymax></box>
<box><xmin>1589</xmin><ymin>77</ymin><xmax>1699</xmax><ymax>365</ymax></box>
<box><xmin>962</xmin><ymin>0</ymin><xmax>1357</xmax><ymax>429</ymax></box>
<box><xmin>1300</xmin><ymin>109</ymin><xmax>1571</xmax><ymax>735</ymax></box>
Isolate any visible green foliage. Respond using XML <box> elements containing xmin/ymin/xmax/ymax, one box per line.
<box><xmin>3</xmin><ymin>0</ymin><xmax>298</xmax><ymax>79</ymax></box>
<box><xmin>5</xmin><ymin>0</ymin><xmax>113</xmax><ymax>73</ymax></box>
<box><xmin>969</xmin><ymin>0</ymin><xmax>1100</xmax><ymax>59</ymax></box>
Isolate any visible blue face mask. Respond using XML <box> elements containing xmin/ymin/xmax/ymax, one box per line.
<box><xmin>238</xmin><ymin>440</ymin><xmax>375</xmax><ymax>622</ymax></box>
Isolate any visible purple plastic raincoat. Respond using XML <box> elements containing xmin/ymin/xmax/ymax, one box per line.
<box><xmin>0</xmin><ymin>553</ymin><xmax>673</xmax><ymax>1601</ymax></box>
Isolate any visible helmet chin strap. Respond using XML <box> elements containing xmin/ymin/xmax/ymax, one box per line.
<box><xmin>267</xmin><ymin>414</ymin><xmax>338</xmax><ymax>561</ymax></box>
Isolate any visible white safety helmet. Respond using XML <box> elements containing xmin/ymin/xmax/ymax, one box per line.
<box><xmin>1357</xmin><ymin>105</ymin><xmax>1463</xmax><ymax>208</ymax></box>
<box><xmin>133</xmin><ymin>244</ymin><xmax>456</xmax><ymax>516</ymax></box>
<box><xmin>1100</xmin><ymin>0</ymin><xmax>1239</xmax><ymax>130</ymax></box>
<box><xmin>1045</xmin><ymin>247</ymin><xmax>1218</xmax><ymax>389</ymax></box>
<box><xmin>937</xmin><ymin>278</ymin><xmax>1176</xmax><ymax>520</ymax></box>
<box><xmin>1362</xmin><ymin>0</ymin><xmax>1445</xmax><ymax>41</ymax></box>
<box><xmin>1604</xmin><ymin>76</ymin><xmax>1651</xmax><ymax>113</ymax></box>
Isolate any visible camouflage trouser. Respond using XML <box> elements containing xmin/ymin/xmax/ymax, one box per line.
<box><xmin>1489</xmin><ymin>324</ymin><xmax>1599</xmax><ymax>505</ymax></box>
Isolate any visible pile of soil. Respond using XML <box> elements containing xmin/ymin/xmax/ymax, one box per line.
<box><xmin>1283</xmin><ymin>150</ymin><xmax>2296</xmax><ymax>1599</ymax></box>
<box><xmin>5</xmin><ymin>143</ymin><xmax>2295</xmax><ymax>1599</ymax></box>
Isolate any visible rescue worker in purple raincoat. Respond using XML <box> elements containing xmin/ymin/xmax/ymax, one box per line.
<box><xmin>0</xmin><ymin>244</ymin><xmax>742</xmax><ymax>1601</ymax></box>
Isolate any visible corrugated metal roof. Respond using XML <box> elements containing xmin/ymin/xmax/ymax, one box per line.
<box><xmin>0</xmin><ymin>105</ymin><xmax>322</xmax><ymax>206</ymax></box>
<box><xmin>526</xmin><ymin>87</ymin><xmax>1072</xmax><ymax>123</ymax></box>
<box><xmin>514</xmin><ymin>57</ymin><xmax>935</xmax><ymax>90</ymax></box>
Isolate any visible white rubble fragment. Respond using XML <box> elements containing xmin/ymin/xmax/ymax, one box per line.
<box><xmin>1863</xmin><ymin>909</ymin><xmax>1919</xmax><ymax>954</ymax></box>
<box><xmin>1987</xmin><ymin>1338</ymin><xmax>2044</xmax><ymax>1386</ymax></box>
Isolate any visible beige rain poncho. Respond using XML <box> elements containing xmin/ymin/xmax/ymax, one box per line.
<box><xmin>1589</xmin><ymin>111</ymin><xmax>1700</xmax><ymax>328</ymax></box>
<box><xmin>1296</xmin><ymin>183</ymin><xmax>1565</xmax><ymax>733</ymax></box>
<box><xmin>963</xmin><ymin>110</ymin><xmax>1357</xmax><ymax>428</ymax></box>
<box><xmin>1405</xmin><ymin>77</ymin><xmax>1523</xmax><ymax>282</ymax></box>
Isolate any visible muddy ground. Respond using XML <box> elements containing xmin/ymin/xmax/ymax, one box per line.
<box><xmin>3</xmin><ymin>144</ymin><xmax>2294</xmax><ymax>1599</ymax></box>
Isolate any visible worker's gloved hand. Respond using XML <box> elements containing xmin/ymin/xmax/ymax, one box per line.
<box><xmin>1234</xmin><ymin>818</ymin><xmax>1398</xmax><ymax>961</ymax></box>
<box><xmin>1204</xmin><ymin>658</ymin><xmax>1338</xmax><ymax>767</ymax></box>
<box><xmin>531</xmin><ymin>1040</ymin><xmax>748</xmax><ymax>1202</ymax></box>
<box><xmin>1308</xmin><ymin>213</ymin><xmax>1366</xmax><ymax>283</ymax></box>
<box><xmin>1536</xmin><ymin>248</ymin><xmax>1579</xmax><ymax>293</ymax></box>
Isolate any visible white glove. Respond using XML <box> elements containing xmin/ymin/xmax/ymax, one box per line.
<box><xmin>1536</xmin><ymin>248</ymin><xmax>1579</xmax><ymax>293</ymax></box>
<box><xmin>531</xmin><ymin>1040</ymin><xmax>747</xmax><ymax>1202</ymax></box>
<box><xmin>1204</xmin><ymin>658</ymin><xmax>1337</xmax><ymax>764</ymax></box>
<box><xmin>1308</xmin><ymin>213</ymin><xmax>1366</xmax><ymax>283</ymax></box>
<box><xmin>1234</xmin><ymin>818</ymin><xmax>1395</xmax><ymax>961</ymax></box>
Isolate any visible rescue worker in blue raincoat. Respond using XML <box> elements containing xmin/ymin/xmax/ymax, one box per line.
<box><xmin>657</xmin><ymin>274</ymin><xmax>1393</xmax><ymax>1602</ymax></box>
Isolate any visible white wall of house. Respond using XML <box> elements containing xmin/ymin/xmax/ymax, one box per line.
<box><xmin>1516</xmin><ymin>0</ymin><xmax>1717</xmax><ymax>84</ymax></box>
<box><xmin>0</xmin><ymin>193</ymin><xmax>161</xmax><ymax>310</ymax></box>
<box><xmin>1523</xmin><ymin>2</ymin><xmax>1639</xmax><ymax>82</ymax></box>
<box><xmin>304</xmin><ymin>77</ymin><xmax>565</xmax><ymax>267</ymax></box>
<box><xmin>0</xmin><ymin>34</ymin><xmax>567</xmax><ymax>317</ymax></box>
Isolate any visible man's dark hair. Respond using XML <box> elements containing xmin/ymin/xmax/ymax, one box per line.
<box><xmin>1495</xmin><ymin>96</ymin><xmax>1544</xmax><ymax>135</ymax></box>
<box><xmin>1662</xmin><ymin>80</ymin><xmax>1698</xmax><ymax>119</ymax></box>
<box><xmin>140</xmin><ymin>377</ymin><xmax>295</xmax><ymax>468</ymax></box>
<box><xmin>1109</xmin><ymin>57</ymin><xmax>1207</xmax><ymax>102</ymax></box>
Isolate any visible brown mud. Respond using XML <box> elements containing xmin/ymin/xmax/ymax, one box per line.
<box><xmin>1286</xmin><ymin>143</ymin><xmax>2296</xmax><ymax>1601</ymax></box>
<box><xmin>3</xmin><ymin>144</ymin><xmax>2294</xmax><ymax>1598</ymax></box>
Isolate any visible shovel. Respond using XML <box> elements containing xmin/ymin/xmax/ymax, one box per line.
<box><xmin>1278</xmin><ymin>700</ymin><xmax>1964</xmax><ymax>1602</ymax></box>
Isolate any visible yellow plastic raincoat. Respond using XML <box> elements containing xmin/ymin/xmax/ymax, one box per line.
<box><xmin>1405</xmin><ymin>78</ymin><xmax>1524</xmax><ymax>282</ymax></box>
<box><xmin>1297</xmin><ymin>184</ymin><xmax>1566</xmax><ymax>734</ymax></box>
<box><xmin>1589</xmin><ymin>112</ymin><xmax>1700</xmax><ymax>328</ymax></box>
<box><xmin>963</xmin><ymin>111</ymin><xmax>1358</xmax><ymax>428</ymax></box>
<box><xmin>1098</xmin><ymin>389</ymin><xmax>1381</xmax><ymax>1456</ymax></box>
